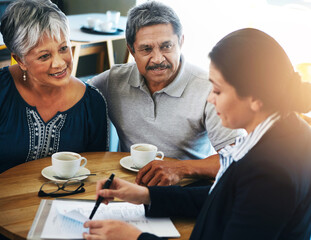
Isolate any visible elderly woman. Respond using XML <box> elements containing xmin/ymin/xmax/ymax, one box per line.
<box><xmin>0</xmin><ymin>0</ymin><xmax>108</xmax><ymax>173</ymax></box>
<box><xmin>83</xmin><ymin>28</ymin><xmax>311</xmax><ymax>240</ymax></box>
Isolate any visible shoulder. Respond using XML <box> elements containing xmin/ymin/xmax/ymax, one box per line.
<box><xmin>176</xmin><ymin>62</ymin><xmax>211</xmax><ymax>102</ymax></box>
<box><xmin>84</xmin><ymin>82</ymin><xmax>107</xmax><ymax>106</ymax></box>
<box><xmin>184</xmin><ymin>61</ymin><xmax>209</xmax><ymax>80</ymax></box>
<box><xmin>0</xmin><ymin>66</ymin><xmax>12</xmax><ymax>86</ymax></box>
<box><xmin>180</xmin><ymin>55</ymin><xmax>209</xmax><ymax>79</ymax></box>
<box><xmin>181</xmin><ymin>60</ymin><xmax>211</xmax><ymax>93</ymax></box>
<box><xmin>0</xmin><ymin>66</ymin><xmax>14</xmax><ymax>101</ymax></box>
<box><xmin>238</xmin><ymin>113</ymin><xmax>311</xmax><ymax>178</ymax></box>
<box><xmin>109</xmin><ymin>62</ymin><xmax>139</xmax><ymax>79</ymax></box>
<box><xmin>88</xmin><ymin>62</ymin><xmax>138</xmax><ymax>88</ymax></box>
<box><xmin>261</xmin><ymin>113</ymin><xmax>311</xmax><ymax>152</ymax></box>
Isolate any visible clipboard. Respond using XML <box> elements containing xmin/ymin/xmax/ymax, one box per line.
<box><xmin>27</xmin><ymin>199</ymin><xmax>180</xmax><ymax>239</ymax></box>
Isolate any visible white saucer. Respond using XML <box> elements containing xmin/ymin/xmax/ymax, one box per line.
<box><xmin>41</xmin><ymin>166</ymin><xmax>90</xmax><ymax>182</ymax></box>
<box><xmin>119</xmin><ymin>156</ymin><xmax>162</xmax><ymax>173</ymax></box>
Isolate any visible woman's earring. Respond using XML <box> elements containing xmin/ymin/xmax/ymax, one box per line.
<box><xmin>23</xmin><ymin>71</ymin><xmax>27</xmax><ymax>81</ymax></box>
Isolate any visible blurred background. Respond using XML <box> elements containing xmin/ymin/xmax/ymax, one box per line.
<box><xmin>0</xmin><ymin>0</ymin><xmax>310</xmax><ymax>82</ymax></box>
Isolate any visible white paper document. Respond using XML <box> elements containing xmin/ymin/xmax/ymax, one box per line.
<box><xmin>40</xmin><ymin>199</ymin><xmax>180</xmax><ymax>239</ymax></box>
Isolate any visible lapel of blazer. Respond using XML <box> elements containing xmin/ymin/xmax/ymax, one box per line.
<box><xmin>203</xmin><ymin>161</ymin><xmax>237</xmax><ymax>211</ymax></box>
<box><xmin>202</xmin><ymin>113</ymin><xmax>300</xmax><ymax>212</ymax></box>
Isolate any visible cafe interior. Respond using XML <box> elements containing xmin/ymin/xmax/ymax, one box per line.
<box><xmin>0</xmin><ymin>0</ymin><xmax>311</xmax><ymax>239</ymax></box>
<box><xmin>0</xmin><ymin>0</ymin><xmax>311</xmax><ymax>85</ymax></box>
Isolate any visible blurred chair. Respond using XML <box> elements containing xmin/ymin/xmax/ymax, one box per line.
<box><xmin>11</xmin><ymin>54</ymin><xmax>17</xmax><ymax>65</ymax></box>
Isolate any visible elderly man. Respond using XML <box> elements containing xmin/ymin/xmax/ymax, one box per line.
<box><xmin>89</xmin><ymin>1</ymin><xmax>242</xmax><ymax>186</ymax></box>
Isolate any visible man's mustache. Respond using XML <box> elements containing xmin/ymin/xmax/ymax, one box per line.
<box><xmin>146</xmin><ymin>63</ymin><xmax>172</xmax><ymax>70</ymax></box>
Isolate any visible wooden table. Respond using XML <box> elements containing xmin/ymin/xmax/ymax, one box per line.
<box><xmin>67</xmin><ymin>13</ymin><xmax>129</xmax><ymax>77</ymax></box>
<box><xmin>0</xmin><ymin>152</ymin><xmax>195</xmax><ymax>240</ymax></box>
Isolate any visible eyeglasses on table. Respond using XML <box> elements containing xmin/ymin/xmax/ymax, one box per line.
<box><xmin>38</xmin><ymin>179</ymin><xmax>85</xmax><ymax>197</ymax></box>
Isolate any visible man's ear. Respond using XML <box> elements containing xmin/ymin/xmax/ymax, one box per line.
<box><xmin>179</xmin><ymin>34</ymin><xmax>184</xmax><ymax>48</ymax></box>
<box><xmin>12</xmin><ymin>54</ymin><xmax>26</xmax><ymax>71</ymax></box>
<box><xmin>250</xmin><ymin>97</ymin><xmax>263</xmax><ymax>112</ymax></box>
<box><xmin>127</xmin><ymin>44</ymin><xmax>135</xmax><ymax>57</ymax></box>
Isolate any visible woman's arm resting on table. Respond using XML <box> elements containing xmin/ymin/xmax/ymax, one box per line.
<box><xmin>135</xmin><ymin>154</ymin><xmax>220</xmax><ymax>186</ymax></box>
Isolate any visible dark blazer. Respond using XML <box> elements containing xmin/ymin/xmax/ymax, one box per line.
<box><xmin>138</xmin><ymin>113</ymin><xmax>311</xmax><ymax>240</ymax></box>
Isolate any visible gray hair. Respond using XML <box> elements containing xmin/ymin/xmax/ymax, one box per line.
<box><xmin>0</xmin><ymin>0</ymin><xmax>69</xmax><ymax>59</ymax></box>
<box><xmin>126</xmin><ymin>1</ymin><xmax>183</xmax><ymax>52</ymax></box>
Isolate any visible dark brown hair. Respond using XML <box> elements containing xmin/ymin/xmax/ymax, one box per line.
<box><xmin>209</xmin><ymin>28</ymin><xmax>311</xmax><ymax>114</ymax></box>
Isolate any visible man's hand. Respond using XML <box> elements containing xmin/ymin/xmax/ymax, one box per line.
<box><xmin>135</xmin><ymin>155</ymin><xmax>220</xmax><ymax>186</ymax></box>
<box><xmin>135</xmin><ymin>160</ymin><xmax>186</xmax><ymax>186</ymax></box>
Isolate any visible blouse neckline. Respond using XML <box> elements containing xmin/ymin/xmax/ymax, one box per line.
<box><xmin>6</xmin><ymin>66</ymin><xmax>87</xmax><ymax>124</ymax></box>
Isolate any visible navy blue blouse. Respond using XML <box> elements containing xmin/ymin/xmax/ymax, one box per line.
<box><xmin>0</xmin><ymin>67</ymin><xmax>108</xmax><ymax>173</ymax></box>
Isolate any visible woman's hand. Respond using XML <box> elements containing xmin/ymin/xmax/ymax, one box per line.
<box><xmin>83</xmin><ymin>220</ymin><xmax>142</xmax><ymax>240</ymax></box>
<box><xmin>96</xmin><ymin>177</ymin><xmax>150</xmax><ymax>205</ymax></box>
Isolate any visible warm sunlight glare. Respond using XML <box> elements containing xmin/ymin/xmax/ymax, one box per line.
<box><xmin>158</xmin><ymin>0</ymin><xmax>311</xmax><ymax>76</ymax></box>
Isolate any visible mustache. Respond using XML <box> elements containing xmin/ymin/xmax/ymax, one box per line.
<box><xmin>146</xmin><ymin>63</ymin><xmax>172</xmax><ymax>70</ymax></box>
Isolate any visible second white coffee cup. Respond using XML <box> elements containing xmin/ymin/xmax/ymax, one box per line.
<box><xmin>52</xmin><ymin>152</ymin><xmax>87</xmax><ymax>178</ymax></box>
<box><xmin>130</xmin><ymin>143</ymin><xmax>164</xmax><ymax>169</ymax></box>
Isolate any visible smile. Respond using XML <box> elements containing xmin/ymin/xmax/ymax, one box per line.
<box><xmin>50</xmin><ymin>69</ymin><xmax>66</xmax><ymax>77</ymax></box>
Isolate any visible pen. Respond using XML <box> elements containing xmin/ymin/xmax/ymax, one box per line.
<box><xmin>89</xmin><ymin>173</ymin><xmax>115</xmax><ymax>220</ymax></box>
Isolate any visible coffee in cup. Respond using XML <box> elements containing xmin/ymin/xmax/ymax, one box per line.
<box><xmin>52</xmin><ymin>152</ymin><xmax>87</xmax><ymax>178</ymax></box>
<box><xmin>130</xmin><ymin>143</ymin><xmax>164</xmax><ymax>169</ymax></box>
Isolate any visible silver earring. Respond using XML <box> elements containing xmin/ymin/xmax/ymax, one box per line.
<box><xmin>23</xmin><ymin>71</ymin><xmax>27</xmax><ymax>81</ymax></box>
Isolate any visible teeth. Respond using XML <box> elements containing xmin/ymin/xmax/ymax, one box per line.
<box><xmin>51</xmin><ymin>69</ymin><xmax>65</xmax><ymax>76</ymax></box>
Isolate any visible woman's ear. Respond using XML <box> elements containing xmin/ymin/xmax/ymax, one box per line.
<box><xmin>250</xmin><ymin>97</ymin><xmax>263</xmax><ymax>112</ymax></box>
<box><xmin>12</xmin><ymin>54</ymin><xmax>26</xmax><ymax>71</ymax></box>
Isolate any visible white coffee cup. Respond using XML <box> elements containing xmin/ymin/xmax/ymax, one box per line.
<box><xmin>99</xmin><ymin>21</ymin><xmax>113</xmax><ymax>32</ymax></box>
<box><xmin>87</xmin><ymin>17</ymin><xmax>96</xmax><ymax>29</ymax></box>
<box><xmin>130</xmin><ymin>143</ymin><xmax>164</xmax><ymax>169</ymax></box>
<box><xmin>52</xmin><ymin>152</ymin><xmax>87</xmax><ymax>178</ymax></box>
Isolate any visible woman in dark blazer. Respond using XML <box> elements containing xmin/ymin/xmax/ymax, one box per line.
<box><xmin>83</xmin><ymin>28</ymin><xmax>311</xmax><ymax>240</ymax></box>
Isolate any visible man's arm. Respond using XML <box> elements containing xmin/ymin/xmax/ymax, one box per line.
<box><xmin>135</xmin><ymin>154</ymin><xmax>220</xmax><ymax>186</ymax></box>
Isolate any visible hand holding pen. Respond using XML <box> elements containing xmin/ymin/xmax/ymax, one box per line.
<box><xmin>89</xmin><ymin>173</ymin><xmax>115</xmax><ymax>219</ymax></box>
<box><xmin>91</xmin><ymin>176</ymin><xmax>151</xmax><ymax>210</ymax></box>
<box><xmin>85</xmin><ymin>176</ymin><xmax>151</xmax><ymax>239</ymax></box>
<box><xmin>85</xmin><ymin>174</ymin><xmax>146</xmax><ymax>239</ymax></box>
